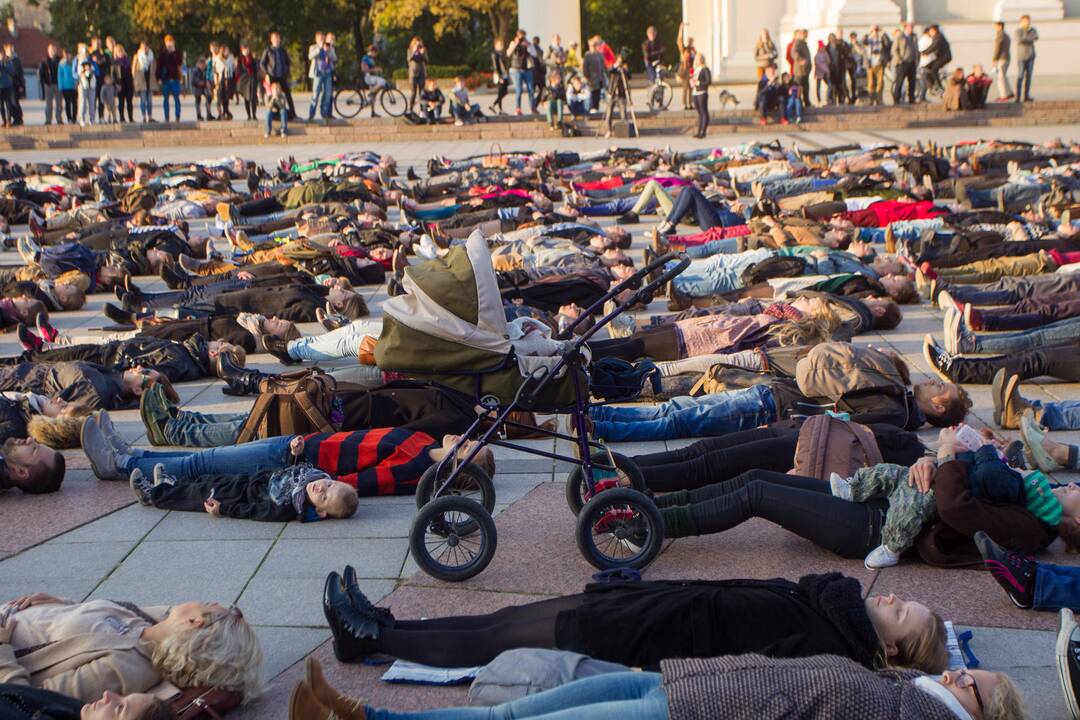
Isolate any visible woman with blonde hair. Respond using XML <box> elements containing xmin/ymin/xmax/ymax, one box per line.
<box><xmin>0</xmin><ymin>593</ymin><xmax>261</xmax><ymax>702</ymax></box>
<box><xmin>754</xmin><ymin>28</ymin><xmax>779</xmax><ymax>80</ymax></box>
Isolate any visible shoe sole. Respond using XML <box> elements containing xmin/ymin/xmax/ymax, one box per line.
<box><xmin>922</xmin><ymin>334</ymin><xmax>952</xmax><ymax>384</ymax></box>
<box><xmin>139</xmin><ymin>388</ymin><xmax>169</xmax><ymax>446</ymax></box>
<box><xmin>1021</xmin><ymin>412</ymin><xmax>1061</xmax><ymax>473</ymax></box>
<box><xmin>1002</xmin><ymin>374</ymin><xmax>1021</xmax><ymax>429</ymax></box>
<box><xmin>1059</xmin><ymin>609</ymin><xmax>1080</xmax><ymax>720</ymax></box>
<box><xmin>991</xmin><ymin>369</ymin><xmax>1006</xmax><ymax>428</ymax></box>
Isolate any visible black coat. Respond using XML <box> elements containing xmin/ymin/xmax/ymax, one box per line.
<box><xmin>0</xmin><ymin>395</ymin><xmax>29</xmax><ymax>444</ymax></box>
<box><xmin>0</xmin><ymin>683</ymin><xmax>81</xmax><ymax>720</ymax></box>
<box><xmin>139</xmin><ymin>316</ymin><xmax>256</xmax><ymax>353</ymax></box>
<box><xmin>17</xmin><ymin>336</ymin><xmax>210</xmax><ymax>383</ymax></box>
<box><xmin>0</xmin><ymin>362</ymin><xmax>130</xmax><ymax>410</ymax></box>
<box><xmin>555</xmin><ymin>573</ymin><xmax>880</xmax><ymax>669</ymax></box>
<box><xmin>150</xmin><ymin>471</ymin><xmax>298</xmax><ymax>522</ymax></box>
<box><xmin>209</xmin><ymin>286</ymin><xmax>327</xmax><ymax>322</ymax></box>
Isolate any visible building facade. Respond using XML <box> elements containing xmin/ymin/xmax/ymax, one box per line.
<box><xmin>519</xmin><ymin>0</ymin><xmax>1080</xmax><ymax>82</ymax></box>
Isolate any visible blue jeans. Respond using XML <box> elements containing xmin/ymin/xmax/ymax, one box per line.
<box><xmin>672</xmin><ymin>248</ymin><xmax>773</xmax><ymax>297</ymax></box>
<box><xmin>310</xmin><ymin>73</ymin><xmax>333</xmax><ymax>119</ymax></box>
<box><xmin>754</xmin><ymin>176</ymin><xmax>837</xmax><ymax>198</ymax></box>
<box><xmin>287</xmin><ymin>320</ymin><xmax>382</xmax><ymax>361</ymax></box>
<box><xmin>684</xmin><ymin>237</ymin><xmax>740</xmax><ymax>259</ymax></box>
<box><xmin>266</xmin><ymin>107</ymin><xmax>288</xmax><ymax>135</ymax></box>
<box><xmin>366</xmin><ymin>672</ymin><xmax>666</xmax><ymax>720</ymax></box>
<box><xmin>138</xmin><ymin>90</ymin><xmax>152</xmax><ymax>118</ymax></box>
<box><xmin>121</xmin><ymin>436</ymin><xmax>292</xmax><ymax>483</ymax></box>
<box><xmin>161</xmin><ymin>79</ymin><xmax>181</xmax><ymax>121</ymax></box>
<box><xmin>589</xmin><ymin>384</ymin><xmax>778</xmax><ymax>441</ymax></box>
<box><xmin>569</xmin><ymin>99</ymin><xmax>587</xmax><ymax>117</ymax></box>
<box><xmin>973</xmin><ymin>316</ymin><xmax>1080</xmax><ymax>355</ymax></box>
<box><xmin>1017</xmin><ymin>57</ymin><xmax>1035</xmax><ymax>100</ymax></box>
<box><xmin>1035</xmin><ymin>561</ymin><xmax>1080</xmax><ymax>610</ymax></box>
<box><xmin>1031</xmin><ymin>400</ymin><xmax>1080</xmax><ymax>431</ymax></box>
<box><xmin>164</xmin><ymin>410</ymin><xmax>247</xmax><ymax>448</ymax></box>
<box><xmin>858</xmin><ymin>218</ymin><xmax>944</xmax><ymax>244</ymax></box>
<box><xmin>510</xmin><ymin>68</ymin><xmax>536</xmax><ymax>113</ymax></box>
<box><xmin>546</xmin><ymin>98</ymin><xmax>565</xmax><ymax>125</ymax></box>
<box><xmin>785</xmin><ymin>95</ymin><xmax>803</xmax><ymax>123</ymax></box>
<box><xmin>577</xmin><ymin>196</ymin><xmax>640</xmax><ymax>217</ymax></box>
<box><xmin>966</xmin><ymin>180</ymin><xmax>1048</xmax><ymax>210</ymax></box>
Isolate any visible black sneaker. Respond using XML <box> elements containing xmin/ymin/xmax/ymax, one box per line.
<box><xmin>615</xmin><ymin>211</ymin><xmax>639</xmax><ymax>225</ymax></box>
<box><xmin>974</xmin><ymin>530</ymin><xmax>1036</xmax><ymax>608</ymax></box>
<box><xmin>1056</xmin><ymin>608</ymin><xmax>1080</xmax><ymax>720</ymax></box>
<box><xmin>103</xmin><ymin>302</ymin><xmax>136</xmax><ymax>326</ymax></box>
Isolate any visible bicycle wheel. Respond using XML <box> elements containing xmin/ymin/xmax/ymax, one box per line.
<box><xmin>565</xmin><ymin>451</ymin><xmax>645</xmax><ymax>515</ymax></box>
<box><xmin>334</xmin><ymin>88</ymin><xmax>364</xmax><ymax>119</ymax></box>
<box><xmin>654</xmin><ymin>81</ymin><xmax>673</xmax><ymax>111</ymax></box>
<box><xmin>379</xmin><ymin>86</ymin><xmax>409</xmax><ymax>117</ymax></box>
<box><xmin>410</xmin><ymin>496</ymin><xmax>497</xmax><ymax>582</ymax></box>
<box><xmin>576</xmin><ymin>487</ymin><xmax>664</xmax><ymax>571</ymax></box>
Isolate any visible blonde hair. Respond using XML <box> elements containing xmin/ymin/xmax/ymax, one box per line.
<box><xmin>986</xmin><ymin>672</ymin><xmax>1029</xmax><ymax>720</ymax></box>
<box><xmin>769</xmin><ymin>305</ymin><xmax>841</xmax><ymax>347</ymax></box>
<box><xmin>28</xmin><ymin>414</ymin><xmax>88</xmax><ymax>449</ymax></box>
<box><xmin>152</xmin><ymin>610</ymin><xmax>263</xmax><ymax>700</ymax></box>
<box><xmin>890</xmin><ymin>610</ymin><xmax>950</xmax><ymax>673</ymax></box>
<box><xmin>329</xmin><ymin>483</ymin><xmax>360</xmax><ymax>518</ymax></box>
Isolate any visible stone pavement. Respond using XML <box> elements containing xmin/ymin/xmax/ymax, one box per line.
<box><xmin>1</xmin><ymin>124</ymin><xmax>1079</xmax><ymax>718</ymax></box>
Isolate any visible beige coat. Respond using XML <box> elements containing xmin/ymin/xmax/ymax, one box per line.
<box><xmin>0</xmin><ymin>601</ymin><xmax>177</xmax><ymax>702</ymax></box>
<box><xmin>795</xmin><ymin>342</ymin><xmax>910</xmax><ymax>401</ymax></box>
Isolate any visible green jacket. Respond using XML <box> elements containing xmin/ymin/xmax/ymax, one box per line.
<box><xmin>849</xmin><ymin>463</ymin><xmax>936</xmax><ymax>553</ymax></box>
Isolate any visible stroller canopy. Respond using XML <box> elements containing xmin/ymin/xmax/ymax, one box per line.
<box><xmin>376</xmin><ymin>234</ymin><xmax>512</xmax><ymax>374</ymax></box>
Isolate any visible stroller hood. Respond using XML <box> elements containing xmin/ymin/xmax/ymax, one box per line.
<box><xmin>376</xmin><ymin>232</ymin><xmax>512</xmax><ymax>373</ymax></box>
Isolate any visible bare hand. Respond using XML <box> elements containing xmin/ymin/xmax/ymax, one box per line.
<box><xmin>236</xmin><ymin>271</ymin><xmax>255</xmax><ymax>281</ymax></box>
<box><xmin>7</xmin><ymin>593</ymin><xmax>66</xmax><ymax>611</ymax></box>
<box><xmin>908</xmin><ymin>458</ymin><xmax>936</xmax><ymax>494</ymax></box>
<box><xmin>289</xmin><ymin>435</ymin><xmax>305</xmax><ymax>456</ymax></box>
<box><xmin>204</xmin><ymin>498</ymin><xmax>221</xmax><ymax>516</ymax></box>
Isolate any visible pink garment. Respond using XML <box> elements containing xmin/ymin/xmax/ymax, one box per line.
<box><xmin>675</xmin><ymin>313</ymin><xmax>777</xmax><ymax>358</ymax></box>
<box><xmin>632</xmin><ymin>176</ymin><xmax>691</xmax><ymax>188</ymax></box>
<box><xmin>671</xmin><ymin>224</ymin><xmax>752</xmax><ymax>247</ymax></box>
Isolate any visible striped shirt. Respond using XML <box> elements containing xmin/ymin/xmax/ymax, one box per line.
<box><xmin>302</xmin><ymin>428</ymin><xmax>438</xmax><ymax>497</ymax></box>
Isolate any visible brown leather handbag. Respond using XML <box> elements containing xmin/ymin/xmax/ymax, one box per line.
<box><xmin>170</xmin><ymin>686</ymin><xmax>243</xmax><ymax>720</ymax></box>
<box><xmin>235</xmin><ymin>367</ymin><xmax>338</xmax><ymax>443</ymax></box>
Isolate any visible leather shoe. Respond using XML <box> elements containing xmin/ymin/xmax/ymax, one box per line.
<box><xmin>288</xmin><ymin>680</ymin><xmax>335</xmax><ymax>720</ymax></box>
<box><xmin>322</xmin><ymin>573</ymin><xmax>381</xmax><ymax>662</ymax></box>
<box><xmin>217</xmin><ymin>352</ymin><xmax>269</xmax><ymax>396</ymax></box>
<box><xmin>305</xmin><ymin>657</ymin><xmax>366</xmax><ymax>720</ymax></box>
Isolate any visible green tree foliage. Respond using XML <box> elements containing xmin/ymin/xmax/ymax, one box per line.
<box><xmin>581</xmin><ymin>0</ymin><xmax>682</xmax><ymax>73</ymax></box>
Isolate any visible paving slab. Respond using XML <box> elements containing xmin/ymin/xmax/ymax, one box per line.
<box><xmin>254</xmin><ymin>538</ymin><xmax>410</xmax><ymax>581</ymax></box>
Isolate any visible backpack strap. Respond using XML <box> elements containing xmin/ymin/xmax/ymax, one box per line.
<box><xmin>235</xmin><ymin>392</ymin><xmax>276</xmax><ymax>444</ymax></box>
<box><xmin>848</xmin><ymin>421</ymin><xmax>884</xmax><ymax>467</ymax></box>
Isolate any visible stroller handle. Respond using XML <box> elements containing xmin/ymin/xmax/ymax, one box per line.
<box><xmin>559</xmin><ymin>251</ymin><xmax>691</xmax><ymax>340</ymax></box>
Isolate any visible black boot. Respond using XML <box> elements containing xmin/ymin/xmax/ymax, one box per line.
<box><xmin>103</xmin><ymin>302</ymin><xmax>147</xmax><ymax>326</ymax></box>
<box><xmin>341</xmin><ymin>565</ymin><xmax>395</xmax><ymax>627</ymax></box>
<box><xmin>159</xmin><ymin>263</ymin><xmax>192</xmax><ymax>290</ymax></box>
<box><xmin>216</xmin><ymin>353</ymin><xmax>270</xmax><ymax>396</ymax></box>
<box><xmin>322</xmin><ymin>573</ymin><xmax>381</xmax><ymax>662</ymax></box>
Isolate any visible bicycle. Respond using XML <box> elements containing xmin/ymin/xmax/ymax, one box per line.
<box><xmin>333</xmin><ymin>77</ymin><xmax>408</xmax><ymax>119</ymax></box>
<box><xmin>645</xmin><ymin>62</ymin><xmax>673</xmax><ymax>112</ymax></box>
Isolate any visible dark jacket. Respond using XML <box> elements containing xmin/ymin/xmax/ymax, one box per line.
<box><xmin>0</xmin><ymin>683</ymin><xmax>82</xmax><ymax>720</ymax></box>
<box><xmin>0</xmin><ymin>395</ymin><xmax>29</xmax><ymax>445</ymax></box>
<box><xmin>19</xmin><ymin>336</ymin><xmax>210</xmax><ymax>383</ymax></box>
<box><xmin>916</xmin><ymin>460</ymin><xmax>1054</xmax><ymax>567</ymax></box>
<box><xmin>662</xmin><ymin>655</ymin><xmax>957</xmax><ymax>720</ymax></box>
<box><xmin>206</xmin><ymin>285</ymin><xmax>326</xmax><ymax>322</ymax></box>
<box><xmin>38</xmin><ymin>56</ymin><xmax>60</xmax><ymax>86</ymax></box>
<box><xmin>555</xmin><ymin>573</ymin><xmax>881</xmax><ymax>670</ymax></box>
<box><xmin>0</xmin><ymin>361</ymin><xmax>129</xmax><ymax>411</ymax></box>
<box><xmin>992</xmin><ymin>30</ymin><xmax>1010</xmax><ymax>62</ymax></box>
<box><xmin>139</xmin><ymin>315</ymin><xmax>256</xmax><ymax>353</ymax></box>
<box><xmin>156</xmin><ymin>48</ymin><xmax>183</xmax><ymax>82</ymax></box>
<box><xmin>260</xmin><ymin>46</ymin><xmax>291</xmax><ymax>80</ymax></box>
<box><xmin>149</xmin><ymin>471</ymin><xmax>299</xmax><ymax>522</ymax></box>
<box><xmin>791</xmin><ymin>39</ymin><xmax>811</xmax><ymax>77</ymax></box>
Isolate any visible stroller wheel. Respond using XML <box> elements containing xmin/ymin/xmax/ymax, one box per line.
<box><xmin>566</xmin><ymin>451</ymin><xmax>645</xmax><ymax>515</ymax></box>
<box><xmin>416</xmin><ymin>462</ymin><xmax>497</xmax><ymax>513</ymax></box>
<box><xmin>576</xmin><ymin>487</ymin><xmax>663</xmax><ymax>572</ymax></box>
<box><xmin>410</xmin><ymin>496</ymin><xmax>497</xmax><ymax>582</ymax></box>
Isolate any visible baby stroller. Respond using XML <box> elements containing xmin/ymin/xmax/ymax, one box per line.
<box><xmin>375</xmin><ymin>235</ymin><xmax>689</xmax><ymax>581</ymax></box>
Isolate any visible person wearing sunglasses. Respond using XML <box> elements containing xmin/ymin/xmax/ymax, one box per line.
<box><xmin>288</xmin><ymin>652</ymin><xmax>1027</xmax><ymax>720</ymax></box>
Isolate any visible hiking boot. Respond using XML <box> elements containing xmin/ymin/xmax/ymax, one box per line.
<box><xmin>922</xmin><ymin>334</ymin><xmax>955</xmax><ymax>384</ymax></box>
<box><xmin>340</xmin><ymin>565</ymin><xmax>395</xmax><ymax>628</ymax></box>
<box><xmin>305</xmin><ymin>657</ymin><xmax>367</xmax><ymax>720</ymax></box>
<box><xmin>1001</xmin><ymin>374</ymin><xmax>1035</xmax><ymax>430</ymax></box>
<box><xmin>16</xmin><ymin>323</ymin><xmax>41</xmax><ymax>353</ymax></box>
<box><xmin>139</xmin><ymin>384</ymin><xmax>172</xmax><ymax>446</ymax></box>
<box><xmin>1057</xmin><ymin>609</ymin><xmax>1080</xmax><ymax>720</ymax></box>
<box><xmin>217</xmin><ymin>352</ymin><xmax>270</xmax><ymax>396</ymax></box>
<box><xmin>81</xmin><ymin>414</ymin><xmax>123</xmax><ymax>481</ymax></box>
<box><xmin>103</xmin><ymin>302</ymin><xmax>138</xmax><ymax>326</ymax></box>
<box><xmin>129</xmin><ymin>468</ymin><xmax>154</xmax><ymax>506</ymax></box>
<box><xmin>974</xmin><ymin>530</ymin><xmax>1035</xmax><ymax>608</ymax></box>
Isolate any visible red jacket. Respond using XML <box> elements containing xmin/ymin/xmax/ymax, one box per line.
<box><xmin>303</xmin><ymin>428</ymin><xmax>438</xmax><ymax>496</ymax></box>
<box><xmin>840</xmin><ymin>200</ymin><xmax>948</xmax><ymax>227</ymax></box>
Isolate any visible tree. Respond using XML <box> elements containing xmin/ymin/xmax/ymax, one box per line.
<box><xmin>582</xmin><ymin>0</ymin><xmax>681</xmax><ymax>73</ymax></box>
<box><xmin>374</xmin><ymin>0</ymin><xmax>515</xmax><ymax>45</ymax></box>
<box><xmin>47</xmin><ymin>0</ymin><xmax>132</xmax><ymax>48</ymax></box>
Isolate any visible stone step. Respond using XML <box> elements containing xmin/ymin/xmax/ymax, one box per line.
<box><xmin>1</xmin><ymin>101</ymin><xmax>1076</xmax><ymax>150</ymax></box>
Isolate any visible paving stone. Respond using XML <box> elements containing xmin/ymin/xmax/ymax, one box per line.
<box><xmin>281</xmin><ymin>500</ymin><xmax>417</xmax><ymax>539</ymax></box>
<box><xmin>251</xmin><ymin>626</ymin><xmax>331</xmax><ymax>683</ymax></box>
<box><xmin>145</xmin><ymin>511</ymin><xmax>286</xmax><ymax>542</ymax></box>
<box><xmin>46</xmin><ymin>504</ymin><xmax>164</xmax><ymax>544</ymax></box>
<box><xmin>239</xmin><ymin>576</ymin><xmax>397</xmax><ymax>627</ymax></box>
<box><xmin>255</xmin><ymin>538</ymin><xmax>410</xmax><ymax>580</ymax></box>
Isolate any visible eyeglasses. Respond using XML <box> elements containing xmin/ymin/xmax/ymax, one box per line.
<box><xmin>955</xmin><ymin>669</ymin><xmax>985</xmax><ymax>715</ymax></box>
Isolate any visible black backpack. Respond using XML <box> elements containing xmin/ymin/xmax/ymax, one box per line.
<box><xmin>590</xmin><ymin>357</ymin><xmax>661</xmax><ymax>402</ymax></box>
<box><xmin>740</xmin><ymin>255</ymin><xmax>806</xmax><ymax>286</ymax></box>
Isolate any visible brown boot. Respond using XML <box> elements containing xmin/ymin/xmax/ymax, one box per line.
<box><xmin>306</xmin><ymin>657</ymin><xmax>366</xmax><ymax>720</ymax></box>
<box><xmin>1000</xmin><ymin>374</ymin><xmax>1036</xmax><ymax>430</ymax></box>
<box><xmin>289</xmin><ymin>680</ymin><xmax>338</xmax><ymax>720</ymax></box>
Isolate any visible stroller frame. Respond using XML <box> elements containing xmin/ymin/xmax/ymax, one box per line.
<box><xmin>409</xmin><ymin>251</ymin><xmax>691</xmax><ymax>581</ymax></box>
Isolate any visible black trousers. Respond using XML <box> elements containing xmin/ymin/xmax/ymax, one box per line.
<box><xmin>635</xmin><ymin>427</ymin><xmax>798</xmax><ymax>492</ymax></box>
<box><xmin>939</xmin><ymin>346</ymin><xmax>1080</xmax><ymax>385</ymax></box>
<box><xmin>976</xmin><ymin>292</ymin><xmax>1080</xmax><ymax>331</ymax></box>
<box><xmin>660</xmin><ymin>469</ymin><xmax>886</xmax><ymax>559</ymax></box>
<box><xmin>337</xmin><ymin>383</ymin><xmax>476</xmax><ymax>439</ymax></box>
<box><xmin>693</xmin><ymin>93</ymin><xmax>709</xmax><ymax>137</ymax></box>
<box><xmin>893</xmin><ymin>61</ymin><xmax>916</xmax><ymax>103</ymax></box>
<box><xmin>493</xmin><ymin>79</ymin><xmax>509</xmax><ymax>110</ymax></box>
<box><xmin>589</xmin><ymin>88</ymin><xmax>601</xmax><ymax>111</ymax></box>
<box><xmin>946</xmin><ymin>274</ymin><xmax>1080</xmax><ymax>306</ymax></box>
<box><xmin>63</xmin><ymin>89</ymin><xmax>77</xmax><ymax>123</ymax></box>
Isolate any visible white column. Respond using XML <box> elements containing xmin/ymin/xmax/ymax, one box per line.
<box><xmin>993</xmin><ymin>0</ymin><xmax>1064</xmax><ymax>21</ymax></box>
<box><xmin>826</xmin><ymin>0</ymin><xmax>902</xmax><ymax>27</ymax></box>
<box><xmin>517</xmin><ymin>0</ymin><xmax>582</xmax><ymax>50</ymax></box>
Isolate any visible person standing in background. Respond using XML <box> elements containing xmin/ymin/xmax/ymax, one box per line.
<box><xmin>490</xmin><ymin>37</ymin><xmax>510</xmax><ymax>115</ymax></box>
<box><xmin>582</xmin><ymin>37</ymin><xmax>606</xmax><ymax>113</ymax></box>
<box><xmin>156</xmin><ymin>34</ymin><xmax>183</xmax><ymax>122</ymax></box>
<box><xmin>677</xmin><ymin>22</ymin><xmax>695</xmax><ymax>110</ymax></box>
<box><xmin>1014</xmin><ymin>14</ymin><xmax>1038</xmax><ymax>102</ymax></box>
<box><xmin>892</xmin><ymin>22</ymin><xmax>918</xmax><ymax>104</ymax></box>
<box><xmin>691</xmin><ymin>53</ymin><xmax>710</xmax><ymax>139</ymax></box>
<box><xmin>38</xmin><ymin>43</ymin><xmax>62</xmax><ymax>125</ymax></box>
<box><xmin>406</xmin><ymin>36</ymin><xmax>427</xmax><ymax>114</ymax></box>
<box><xmin>132</xmin><ymin>41</ymin><xmax>156</xmax><ymax>123</ymax></box>
<box><xmin>641</xmin><ymin>25</ymin><xmax>664</xmax><ymax>83</ymax></box>
<box><xmin>58</xmin><ymin>47</ymin><xmax>77</xmax><ymax>123</ymax></box>
<box><xmin>111</xmin><ymin>44</ymin><xmax>134</xmax><ymax>123</ymax></box>
<box><xmin>260</xmin><ymin>31</ymin><xmax>295</xmax><ymax>120</ymax></box>
<box><xmin>991</xmin><ymin>21</ymin><xmax>1013</xmax><ymax>102</ymax></box>
<box><xmin>791</xmin><ymin>29</ymin><xmax>812</xmax><ymax>107</ymax></box>
<box><xmin>753</xmin><ymin>29</ymin><xmax>778</xmax><ymax>81</ymax></box>
<box><xmin>863</xmin><ymin>25</ymin><xmax>889</xmax><ymax>105</ymax></box>
<box><xmin>236</xmin><ymin>43</ymin><xmax>259</xmax><ymax>121</ymax></box>
<box><xmin>306</xmin><ymin>31</ymin><xmax>323</xmax><ymax>93</ymax></box>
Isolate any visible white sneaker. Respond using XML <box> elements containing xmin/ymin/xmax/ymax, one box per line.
<box><xmin>417</xmin><ymin>233</ymin><xmax>439</xmax><ymax>260</ymax></box>
<box><xmin>829</xmin><ymin>472</ymin><xmax>853</xmax><ymax>501</ymax></box>
<box><xmin>864</xmin><ymin>545</ymin><xmax>900</xmax><ymax>569</ymax></box>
